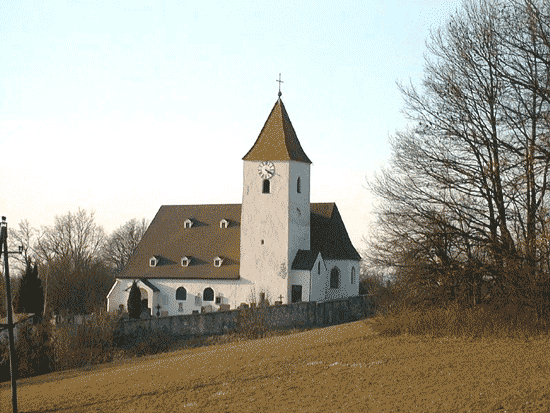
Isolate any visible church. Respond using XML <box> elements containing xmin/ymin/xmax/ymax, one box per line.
<box><xmin>106</xmin><ymin>91</ymin><xmax>361</xmax><ymax>316</ymax></box>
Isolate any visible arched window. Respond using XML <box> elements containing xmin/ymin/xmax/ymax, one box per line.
<box><xmin>330</xmin><ymin>267</ymin><xmax>340</xmax><ymax>289</ymax></box>
<box><xmin>297</xmin><ymin>176</ymin><xmax>301</xmax><ymax>193</ymax></box>
<box><xmin>203</xmin><ymin>287</ymin><xmax>214</xmax><ymax>301</ymax></box>
<box><xmin>351</xmin><ymin>267</ymin><xmax>356</xmax><ymax>284</ymax></box>
<box><xmin>176</xmin><ymin>287</ymin><xmax>187</xmax><ymax>300</ymax></box>
<box><xmin>262</xmin><ymin>179</ymin><xmax>270</xmax><ymax>194</ymax></box>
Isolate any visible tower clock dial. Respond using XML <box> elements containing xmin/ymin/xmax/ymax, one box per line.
<box><xmin>258</xmin><ymin>161</ymin><xmax>275</xmax><ymax>179</ymax></box>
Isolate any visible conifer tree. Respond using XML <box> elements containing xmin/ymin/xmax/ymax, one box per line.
<box><xmin>127</xmin><ymin>280</ymin><xmax>141</xmax><ymax>319</ymax></box>
<box><xmin>17</xmin><ymin>262</ymin><xmax>44</xmax><ymax>317</ymax></box>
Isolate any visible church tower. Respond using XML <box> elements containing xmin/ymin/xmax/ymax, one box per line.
<box><xmin>240</xmin><ymin>94</ymin><xmax>312</xmax><ymax>304</ymax></box>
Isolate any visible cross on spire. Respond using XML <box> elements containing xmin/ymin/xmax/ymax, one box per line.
<box><xmin>276</xmin><ymin>73</ymin><xmax>283</xmax><ymax>97</ymax></box>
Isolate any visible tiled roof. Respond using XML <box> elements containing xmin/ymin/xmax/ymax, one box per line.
<box><xmin>242</xmin><ymin>98</ymin><xmax>312</xmax><ymax>164</ymax></box>
<box><xmin>140</xmin><ymin>279</ymin><xmax>160</xmax><ymax>292</ymax></box>
<box><xmin>310</xmin><ymin>203</ymin><xmax>362</xmax><ymax>261</ymax></box>
<box><xmin>292</xmin><ymin>250</ymin><xmax>319</xmax><ymax>270</ymax></box>
<box><xmin>119</xmin><ymin>202</ymin><xmax>360</xmax><ymax>280</ymax></box>
<box><xmin>119</xmin><ymin>204</ymin><xmax>242</xmax><ymax>280</ymax></box>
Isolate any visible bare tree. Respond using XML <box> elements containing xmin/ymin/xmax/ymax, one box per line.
<box><xmin>36</xmin><ymin>209</ymin><xmax>105</xmax><ymax>266</ymax></box>
<box><xmin>35</xmin><ymin>209</ymin><xmax>111</xmax><ymax>316</ymax></box>
<box><xmin>102</xmin><ymin>218</ymin><xmax>149</xmax><ymax>275</ymax></box>
<box><xmin>367</xmin><ymin>0</ymin><xmax>550</xmax><ymax>311</ymax></box>
<box><xmin>8</xmin><ymin>220</ymin><xmax>40</xmax><ymax>275</ymax></box>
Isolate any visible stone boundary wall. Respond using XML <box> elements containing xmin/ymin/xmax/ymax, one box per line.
<box><xmin>115</xmin><ymin>294</ymin><xmax>376</xmax><ymax>338</ymax></box>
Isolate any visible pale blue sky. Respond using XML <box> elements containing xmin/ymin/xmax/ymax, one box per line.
<box><xmin>0</xmin><ymin>0</ymin><xmax>462</xmax><ymax>251</ymax></box>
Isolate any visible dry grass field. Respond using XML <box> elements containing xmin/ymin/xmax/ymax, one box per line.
<box><xmin>2</xmin><ymin>313</ymin><xmax>550</xmax><ymax>413</ymax></box>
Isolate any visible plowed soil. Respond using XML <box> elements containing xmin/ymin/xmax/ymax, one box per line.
<box><xmin>1</xmin><ymin>318</ymin><xmax>550</xmax><ymax>412</ymax></box>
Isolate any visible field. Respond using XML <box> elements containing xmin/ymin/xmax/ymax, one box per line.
<box><xmin>1</xmin><ymin>316</ymin><xmax>550</xmax><ymax>412</ymax></box>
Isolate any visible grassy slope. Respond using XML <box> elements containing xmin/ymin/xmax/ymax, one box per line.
<box><xmin>1</xmin><ymin>318</ymin><xmax>550</xmax><ymax>412</ymax></box>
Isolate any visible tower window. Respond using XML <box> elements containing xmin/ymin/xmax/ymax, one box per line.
<box><xmin>297</xmin><ymin>176</ymin><xmax>301</xmax><ymax>193</ymax></box>
<box><xmin>262</xmin><ymin>179</ymin><xmax>270</xmax><ymax>194</ymax></box>
<box><xmin>318</xmin><ymin>261</ymin><xmax>321</xmax><ymax>275</ymax></box>
<box><xmin>351</xmin><ymin>267</ymin><xmax>356</xmax><ymax>284</ymax></box>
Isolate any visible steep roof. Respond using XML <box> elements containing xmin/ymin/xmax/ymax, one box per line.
<box><xmin>242</xmin><ymin>98</ymin><xmax>312</xmax><ymax>164</ymax></box>
<box><xmin>140</xmin><ymin>279</ymin><xmax>160</xmax><ymax>292</ymax></box>
<box><xmin>310</xmin><ymin>203</ymin><xmax>362</xmax><ymax>261</ymax></box>
<box><xmin>119</xmin><ymin>202</ymin><xmax>360</xmax><ymax>280</ymax></box>
<box><xmin>119</xmin><ymin>204</ymin><xmax>242</xmax><ymax>280</ymax></box>
<box><xmin>291</xmin><ymin>250</ymin><xmax>320</xmax><ymax>271</ymax></box>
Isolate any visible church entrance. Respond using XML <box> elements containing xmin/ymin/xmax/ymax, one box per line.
<box><xmin>291</xmin><ymin>285</ymin><xmax>302</xmax><ymax>303</ymax></box>
<box><xmin>140</xmin><ymin>288</ymin><xmax>150</xmax><ymax>316</ymax></box>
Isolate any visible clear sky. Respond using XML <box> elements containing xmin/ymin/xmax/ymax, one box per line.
<box><xmin>0</xmin><ymin>0</ymin><xmax>463</xmax><ymax>252</ymax></box>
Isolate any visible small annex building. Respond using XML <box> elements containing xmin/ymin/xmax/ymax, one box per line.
<box><xmin>106</xmin><ymin>93</ymin><xmax>361</xmax><ymax>316</ymax></box>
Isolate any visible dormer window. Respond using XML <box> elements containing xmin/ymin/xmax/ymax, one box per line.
<box><xmin>149</xmin><ymin>256</ymin><xmax>159</xmax><ymax>267</ymax></box>
<box><xmin>184</xmin><ymin>219</ymin><xmax>193</xmax><ymax>229</ymax></box>
<box><xmin>181</xmin><ymin>256</ymin><xmax>190</xmax><ymax>267</ymax></box>
<box><xmin>220</xmin><ymin>219</ymin><xmax>229</xmax><ymax>229</ymax></box>
<box><xmin>213</xmin><ymin>256</ymin><xmax>224</xmax><ymax>267</ymax></box>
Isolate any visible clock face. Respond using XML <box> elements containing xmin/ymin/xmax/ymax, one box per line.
<box><xmin>258</xmin><ymin>161</ymin><xmax>275</xmax><ymax>179</ymax></box>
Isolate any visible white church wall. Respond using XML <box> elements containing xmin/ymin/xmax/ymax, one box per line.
<box><xmin>154</xmin><ymin>279</ymin><xmax>253</xmax><ymax>315</ymax></box>
<box><xmin>309</xmin><ymin>255</ymin><xmax>328</xmax><ymax>302</ymax></box>
<box><xmin>288</xmin><ymin>160</ymin><xmax>311</xmax><ymax>264</ymax></box>
<box><xmin>108</xmin><ymin>278</ymin><xmax>261</xmax><ymax>316</ymax></box>
<box><xmin>289</xmin><ymin>270</ymin><xmax>311</xmax><ymax>302</ymax></box>
<box><xmin>107</xmin><ymin>279</ymin><xmax>156</xmax><ymax>313</ymax></box>
<box><xmin>106</xmin><ymin>279</ymin><xmax>121</xmax><ymax>312</ymax></box>
<box><xmin>241</xmin><ymin>160</ymin><xmax>296</xmax><ymax>304</ymax></box>
<box><xmin>323</xmin><ymin>260</ymin><xmax>360</xmax><ymax>301</ymax></box>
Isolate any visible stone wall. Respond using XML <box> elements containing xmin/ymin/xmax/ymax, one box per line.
<box><xmin>115</xmin><ymin>294</ymin><xmax>376</xmax><ymax>338</ymax></box>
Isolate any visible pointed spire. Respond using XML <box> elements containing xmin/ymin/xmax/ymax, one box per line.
<box><xmin>242</xmin><ymin>97</ymin><xmax>312</xmax><ymax>163</ymax></box>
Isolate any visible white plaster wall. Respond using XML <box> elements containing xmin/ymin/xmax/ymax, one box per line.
<box><xmin>309</xmin><ymin>255</ymin><xmax>328</xmax><ymax>302</ymax></box>
<box><xmin>106</xmin><ymin>280</ymin><xmax>120</xmax><ymax>312</ymax></box>
<box><xmin>107</xmin><ymin>278</ymin><xmax>261</xmax><ymax>315</ymax></box>
<box><xmin>240</xmin><ymin>160</ymin><xmax>312</xmax><ymax>304</ymax></box>
<box><xmin>106</xmin><ymin>279</ymin><xmax>156</xmax><ymax>313</ymax></box>
<box><xmin>241</xmin><ymin>160</ymin><xmax>292</xmax><ymax>304</ymax></box>
<box><xmin>323</xmin><ymin>260</ymin><xmax>360</xmax><ymax>301</ymax></box>
<box><xmin>288</xmin><ymin>270</ymin><xmax>311</xmax><ymax>302</ymax></box>
<box><xmin>153</xmin><ymin>278</ymin><xmax>256</xmax><ymax>314</ymax></box>
<box><xmin>288</xmin><ymin>160</ymin><xmax>311</xmax><ymax>267</ymax></box>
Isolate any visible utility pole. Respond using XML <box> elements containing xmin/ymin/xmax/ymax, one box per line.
<box><xmin>0</xmin><ymin>216</ymin><xmax>22</xmax><ymax>413</ymax></box>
